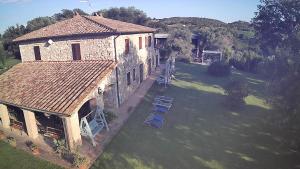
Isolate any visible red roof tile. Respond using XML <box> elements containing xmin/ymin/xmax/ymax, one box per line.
<box><xmin>0</xmin><ymin>60</ymin><xmax>116</xmax><ymax>116</ymax></box>
<box><xmin>14</xmin><ymin>15</ymin><xmax>155</xmax><ymax>42</ymax></box>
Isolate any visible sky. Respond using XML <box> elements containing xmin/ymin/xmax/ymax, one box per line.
<box><xmin>0</xmin><ymin>0</ymin><xmax>261</xmax><ymax>34</ymax></box>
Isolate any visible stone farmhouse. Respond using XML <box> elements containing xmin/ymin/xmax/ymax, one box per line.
<box><xmin>0</xmin><ymin>13</ymin><xmax>158</xmax><ymax>150</ymax></box>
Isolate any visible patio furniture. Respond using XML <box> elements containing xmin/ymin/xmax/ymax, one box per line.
<box><xmin>9</xmin><ymin>119</ymin><xmax>24</xmax><ymax>135</ymax></box>
<box><xmin>155</xmin><ymin>96</ymin><xmax>174</xmax><ymax>103</ymax></box>
<box><xmin>153</xmin><ymin>105</ymin><xmax>169</xmax><ymax>113</ymax></box>
<box><xmin>153</xmin><ymin>101</ymin><xmax>172</xmax><ymax>109</ymax></box>
<box><xmin>144</xmin><ymin>113</ymin><xmax>164</xmax><ymax>128</ymax></box>
<box><xmin>44</xmin><ymin>127</ymin><xmax>63</xmax><ymax>140</ymax></box>
<box><xmin>80</xmin><ymin>106</ymin><xmax>109</xmax><ymax>146</ymax></box>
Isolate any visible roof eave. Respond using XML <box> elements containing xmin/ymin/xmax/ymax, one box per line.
<box><xmin>13</xmin><ymin>32</ymin><xmax>117</xmax><ymax>43</ymax></box>
<box><xmin>0</xmin><ymin>100</ymin><xmax>69</xmax><ymax>117</ymax></box>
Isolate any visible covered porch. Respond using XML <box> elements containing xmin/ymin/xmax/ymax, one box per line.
<box><xmin>0</xmin><ymin>60</ymin><xmax>117</xmax><ymax>150</ymax></box>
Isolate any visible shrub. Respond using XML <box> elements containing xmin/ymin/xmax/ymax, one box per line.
<box><xmin>177</xmin><ymin>57</ymin><xmax>191</xmax><ymax>63</ymax></box>
<box><xmin>224</xmin><ymin>80</ymin><xmax>249</xmax><ymax>109</ymax></box>
<box><xmin>207</xmin><ymin>61</ymin><xmax>231</xmax><ymax>77</ymax></box>
<box><xmin>104</xmin><ymin>111</ymin><xmax>117</xmax><ymax>123</ymax></box>
<box><xmin>6</xmin><ymin>136</ymin><xmax>16</xmax><ymax>147</ymax></box>
<box><xmin>0</xmin><ymin>130</ymin><xmax>5</xmax><ymax>140</ymax></box>
<box><xmin>72</xmin><ymin>150</ymin><xmax>88</xmax><ymax>168</ymax></box>
<box><xmin>53</xmin><ymin>139</ymin><xmax>67</xmax><ymax>157</ymax></box>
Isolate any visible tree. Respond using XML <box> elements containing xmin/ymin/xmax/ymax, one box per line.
<box><xmin>2</xmin><ymin>24</ymin><xmax>27</xmax><ymax>58</ymax></box>
<box><xmin>53</xmin><ymin>9</ymin><xmax>88</xmax><ymax>21</ymax></box>
<box><xmin>224</xmin><ymin>80</ymin><xmax>249</xmax><ymax>109</ymax></box>
<box><xmin>0</xmin><ymin>43</ymin><xmax>7</xmax><ymax>68</ymax></box>
<box><xmin>96</xmin><ymin>7</ymin><xmax>150</xmax><ymax>25</ymax></box>
<box><xmin>26</xmin><ymin>16</ymin><xmax>55</xmax><ymax>32</ymax></box>
<box><xmin>253</xmin><ymin>0</ymin><xmax>300</xmax><ymax>125</ymax></box>
<box><xmin>166</xmin><ymin>27</ymin><xmax>194</xmax><ymax>62</ymax></box>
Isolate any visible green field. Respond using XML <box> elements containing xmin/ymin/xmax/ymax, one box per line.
<box><xmin>0</xmin><ymin>141</ymin><xmax>62</xmax><ymax>169</ymax></box>
<box><xmin>92</xmin><ymin>62</ymin><xmax>300</xmax><ymax>169</ymax></box>
<box><xmin>1</xmin><ymin>62</ymin><xmax>299</xmax><ymax>169</ymax></box>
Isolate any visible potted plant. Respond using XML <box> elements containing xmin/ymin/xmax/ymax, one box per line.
<box><xmin>72</xmin><ymin>151</ymin><xmax>89</xmax><ymax>169</ymax></box>
<box><xmin>6</xmin><ymin>136</ymin><xmax>16</xmax><ymax>147</ymax></box>
<box><xmin>0</xmin><ymin>130</ymin><xmax>5</xmax><ymax>140</ymax></box>
<box><xmin>25</xmin><ymin>140</ymin><xmax>40</xmax><ymax>155</ymax></box>
<box><xmin>53</xmin><ymin>139</ymin><xmax>67</xmax><ymax>157</ymax></box>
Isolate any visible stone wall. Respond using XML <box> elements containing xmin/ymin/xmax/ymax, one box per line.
<box><xmin>18</xmin><ymin>32</ymin><xmax>158</xmax><ymax>111</ymax></box>
<box><xmin>114</xmin><ymin>33</ymin><xmax>157</xmax><ymax>104</ymax></box>
<box><xmin>19</xmin><ymin>35</ymin><xmax>114</xmax><ymax>62</ymax></box>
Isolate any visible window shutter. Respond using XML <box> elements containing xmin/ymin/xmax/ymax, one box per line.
<box><xmin>125</xmin><ymin>39</ymin><xmax>130</xmax><ymax>54</ymax></box>
<box><xmin>148</xmin><ymin>36</ymin><xmax>152</xmax><ymax>47</ymax></box>
<box><xmin>72</xmin><ymin>43</ymin><xmax>81</xmax><ymax>60</ymax></box>
<box><xmin>34</xmin><ymin>46</ymin><xmax>41</xmax><ymax>60</ymax></box>
<box><xmin>139</xmin><ymin>37</ymin><xmax>142</xmax><ymax>49</ymax></box>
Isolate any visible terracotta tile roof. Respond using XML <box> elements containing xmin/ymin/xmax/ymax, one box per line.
<box><xmin>0</xmin><ymin>60</ymin><xmax>116</xmax><ymax>116</ymax></box>
<box><xmin>14</xmin><ymin>15</ymin><xmax>155</xmax><ymax>42</ymax></box>
<box><xmin>85</xmin><ymin>16</ymin><xmax>156</xmax><ymax>33</ymax></box>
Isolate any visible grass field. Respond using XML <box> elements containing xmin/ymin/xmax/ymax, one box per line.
<box><xmin>92</xmin><ymin>62</ymin><xmax>300</xmax><ymax>169</ymax></box>
<box><xmin>0</xmin><ymin>141</ymin><xmax>62</xmax><ymax>169</ymax></box>
<box><xmin>0</xmin><ymin>62</ymin><xmax>299</xmax><ymax>169</ymax></box>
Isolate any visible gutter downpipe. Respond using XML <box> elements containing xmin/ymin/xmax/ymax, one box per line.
<box><xmin>113</xmin><ymin>33</ymin><xmax>121</xmax><ymax>107</ymax></box>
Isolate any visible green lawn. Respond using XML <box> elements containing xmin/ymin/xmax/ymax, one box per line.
<box><xmin>0</xmin><ymin>57</ymin><xmax>21</xmax><ymax>75</ymax></box>
<box><xmin>92</xmin><ymin>62</ymin><xmax>300</xmax><ymax>169</ymax></box>
<box><xmin>0</xmin><ymin>141</ymin><xmax>63</xmax><ymax>169</ymax></box>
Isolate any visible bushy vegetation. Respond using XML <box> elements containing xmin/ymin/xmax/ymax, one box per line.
<box><xmin>252</xmin><ymin>0</ymin><xmax>300</xmax><ymax>128</ymax></box>
<box><xmin>207</xmin><ymin>61</ymin><xmax>231</xmax><ymax>77</ymax></box>
<box><xmin>224</xmin><ymin>80</ymin><xmax>249</xmax><ymax>109</ymax></box>
<box><xmin>165</xmin><ymin>27</ymin><xmax>194</xmax><ymax>63</ymax></box>
<box><xmin>0</xmin><ymin>43</ymin><xmax>7</xmax><ymax>68</ymax></box>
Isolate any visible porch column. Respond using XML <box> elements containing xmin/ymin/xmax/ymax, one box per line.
<box><xmin>63</xmin><ymin>112</ymin><xmax>82</xmax><ymax>150</ymax></box>
<box><xmin>0</xmin><ymin>104</ymin><xmax>10</xmax><ymax>128</ymax></box>
<box><xmin>23</xmin><ymin>109</ymin><xmax>39</xmax><ymax>139</ymax></box>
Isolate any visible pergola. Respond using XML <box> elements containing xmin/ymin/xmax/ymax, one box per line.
<box><xmin>201</xmin><ymin>50</ymin><xmax>223</xmax><ymax>65</ymax></box>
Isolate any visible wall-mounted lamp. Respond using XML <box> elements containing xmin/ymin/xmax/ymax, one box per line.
<box><xmin>47</xmin><ymin>39</ymin><xmax>54</xmax><ymax>45</ymax></box>
<box><xmin>98</xmin><ymin>87</ymin><xmax>103</xmax><ymax>95</ymax></box>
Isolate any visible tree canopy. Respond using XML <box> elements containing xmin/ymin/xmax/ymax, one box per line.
<box><xmin>26</xmin><ymin>17</ymin><xmax>55</xmax><ymax>32</ymax></box>
<box><xmin>96</xmin><ymin>7</ymin><xmax>150</xmax><ymax>25</ymax></box>
<box><xmin>253</xmin><ymin>0</ymin><xmax>300</xmax><ymax>124</ymax></box>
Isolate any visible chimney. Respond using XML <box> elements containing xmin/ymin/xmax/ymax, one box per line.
<box><xmin>74</xmin><ymin>11</ymin><xmax>80</xmax><ymax>17</ymax></box>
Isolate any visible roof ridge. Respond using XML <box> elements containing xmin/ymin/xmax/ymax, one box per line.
<box><xmin>82</xmin><ymin>15</ymin><xmax>117</xmax><ymax>32</ymax></box>
<box><xmin>22</xmin><ymin>60</ymin><xmax>115</xmax><ymax>64</ymax></box>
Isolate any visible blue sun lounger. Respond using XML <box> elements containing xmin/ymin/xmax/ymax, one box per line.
<box><xmin>153</xmin><ymin>105</ymin><xmax>169</xmax><ymax>113</ymax></box>
<box><xmin>144</xmin><ymin>114</ymin><xmax>164</xmax><ymax>128</ymax></box>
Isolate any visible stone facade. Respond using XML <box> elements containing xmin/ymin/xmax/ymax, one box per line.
<box><xmin>19</xmin><ymin>33</ymin><xmax>157</xmax><ymax>110</ymax></box>
<box><xmin>114</xmin><ymin>33</ymin><xmax>157</xmax><ymax>104</ymax></box>
<box><xmin>19</xmin><ymin>35</ymin><xmax>114</xmax><ymax>62</ymax></box>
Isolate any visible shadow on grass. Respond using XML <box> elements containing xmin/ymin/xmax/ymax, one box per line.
<box><xmin>91</xmin><ymin>62</ymin><xmax>300</xmax><ymax>169</ymax></box>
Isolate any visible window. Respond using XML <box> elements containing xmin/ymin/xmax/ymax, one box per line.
<box><xmin>145</xmin><ymin>37</ymin><xmax>148</xmax><ymax>48</ymax></box>
<box><xmin>152</xmin><ymin>56</ymin><xmax>155</xmax><ymax>66</ymax></box>
<box><xmin>133</xmin><ymin>68</ymin><xmax>136</xmax><ymax>81</ymax></box>
<box><xmin>33</xmin><ymin>46</ymin><xmax>41</xmax><ymax>60</ymax></box>
<box><xmin>127</xmin><ymin>72</ymin><xmax>131</xmax><ymax>86</ymax></box>
<box><xmin>71</xmin><ymin>43</ymin><xmax>81</xmax><ymax>60</ymax></box>
<box><xmin>148</xmin><ymin>36</ymin><xmax>152</xmax><ymax>47</ymax></box>
<box><xmin>139</xmin><ymin>37</ymin><xmax>142</xmax><ymax>49</ymax></box>
<box><xmin>125</xmin><ymin>39</ymin><xmax>130</xmax><ymax>54</ymax></box>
